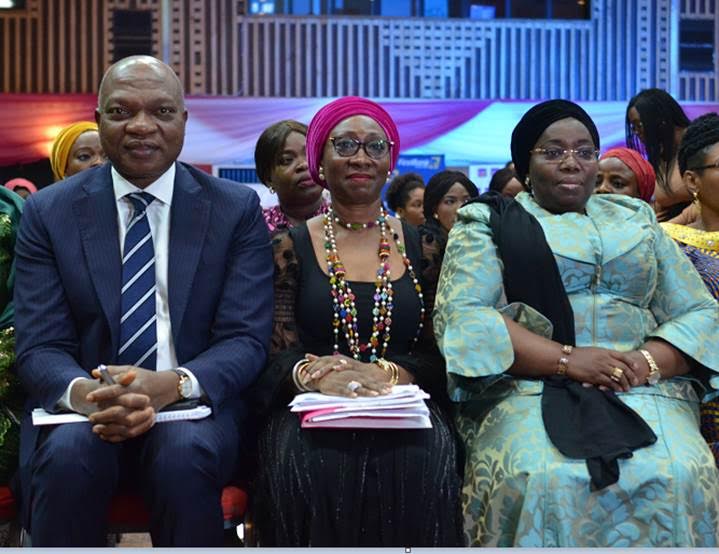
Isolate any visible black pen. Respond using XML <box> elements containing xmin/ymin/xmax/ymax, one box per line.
<box><xmin>97</xmin><ymin>364</ymin><xmax>116</xmax><ymax>386</ymax></box>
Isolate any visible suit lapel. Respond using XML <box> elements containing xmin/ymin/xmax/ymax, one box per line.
<box><xmin>73</xmin><ymin>165</ymin><xmax>122</xmax><ymax>355</ymax></box>
<box><xmin>168</xmin><ymin>164</ymin><xmax>211</xmax><ymax>341</ymax></box>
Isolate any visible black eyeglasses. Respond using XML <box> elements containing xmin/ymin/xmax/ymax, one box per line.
<box><xmin>329</xmin><ymin>136</ymin><xmax>393</xmax><ymax>160</ymax></box>
<box><xmin>530</xmin><ymin>147</ymin><xmax>599</xmax><ymax>163</ymax></box>
<box><xmin>689</xmin><ymin>159</ymin><xmax>719</xmax><ymax>172</ymax></box>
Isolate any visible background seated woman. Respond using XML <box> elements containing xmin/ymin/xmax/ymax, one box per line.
<box><xmin>595</xmin><ymin>147</ymin><xmax>655</xmax><ymax>203</ymax></box>
<box><xmin>254</xmin><ymin>119</ymin><xmax>328</xmax><ymax>233</ymax></box>
<box><xmin>626</xmin><ymin>88</ymin><xmax>689</xmax><ymax>221</ymax></box>
<box><xmin>662</xmin><ymin>112</ymin><xmax>719</xmax><ymax>465</ymax></box>
<box><xmin>50</xmin><ymin>121</ymin><xmax>105</xmax><ymax>183</ymax></box>
<box><xmin>384</xmin><ymin>171</ymin><xmax>425</xmax><ymax>226</ymax></box>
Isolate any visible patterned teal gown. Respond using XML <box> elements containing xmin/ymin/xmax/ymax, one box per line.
<box><xmin>434</xmin><ymin>192</ymin><xmax>719</xmax><ymax>547</ymax></box>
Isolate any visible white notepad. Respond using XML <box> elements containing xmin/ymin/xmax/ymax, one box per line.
<box><xmin>32</xmin><ymin>405</ymin><xmax>212</xmax><ymax>426</ymax></box>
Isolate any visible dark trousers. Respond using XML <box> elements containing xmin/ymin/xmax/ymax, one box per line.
<box><xmin>25</xmin><ymin>403</ymin><xmax>244</xmax><ymax>547</ymax></box>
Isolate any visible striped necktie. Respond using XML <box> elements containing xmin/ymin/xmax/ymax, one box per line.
<box><xmin>118</xmin><ymin>192</ymin><xmax>157</xmax><ymax>370</ymax></box>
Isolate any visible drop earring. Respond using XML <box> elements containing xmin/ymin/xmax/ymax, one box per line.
<box><xmin>693</xmin><ymin>190</ymin><xmax>702</xmax><ymax>216</ymax></box>
<box><xmin>268</xmin><ymin>184</ymin><xmax>276</xmax><ymax>194</ymax></box>
<box><xmin>524</xmin><ymin>175</ymin><xmax>533</xmax><ymax>195</ymax></box>
<box><xmin>318</xmin><ymin>167</ymin><xmax>325</xmax><ymax>181</ymax></box>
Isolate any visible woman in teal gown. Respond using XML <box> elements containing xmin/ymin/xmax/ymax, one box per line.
<box><xmin>435</xmin><ymin>100</ymin><xmax>719</xmax><ymax>547</ymax></box>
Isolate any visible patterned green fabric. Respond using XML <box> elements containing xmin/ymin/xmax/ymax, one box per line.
<box><xmin>0</xmin><ymin>187</ymin><xmax>23</xmax><ymax>484</ymax></box>
<box><xmin>435</xmin><ymin>192</ymin><xmax>719</xmax><ymax>546</ymax></box>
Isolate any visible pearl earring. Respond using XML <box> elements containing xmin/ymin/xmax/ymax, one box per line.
<box><xmin>318</xmin><ymin>167</ymin><xmax>325</xmax><ymax>181</ymax></box>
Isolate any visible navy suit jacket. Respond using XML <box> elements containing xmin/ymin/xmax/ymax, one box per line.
<box><xmin>14</xmin><ymin>162</ymin><xmax>273</xmax><ymax>468</ymax></box>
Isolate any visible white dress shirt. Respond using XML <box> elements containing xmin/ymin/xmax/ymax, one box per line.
<box><xmin>60</xmin><ymin>163</ymin><xmax>202</xmax><ymax>410</ymax></box>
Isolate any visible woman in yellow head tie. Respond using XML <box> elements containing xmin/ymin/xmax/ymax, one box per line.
<box><xmin>50</xmin><ymin>121</ymin><xmax>106</xmax><ymax>181</ymax></box>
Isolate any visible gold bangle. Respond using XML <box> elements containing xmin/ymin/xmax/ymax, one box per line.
<box><xmin>291</xmin><ymin>358</ymin><xmax>312</xmax><ymax>392</ymax></box>
<box><xmin>375</xmin><ymin>358</ymin><xmax>399</xmax><ymax>386</ymax></box>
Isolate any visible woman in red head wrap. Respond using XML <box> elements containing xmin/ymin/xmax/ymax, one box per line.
<box><xmin>596</xmin><ymin>147</ymin><xmax>656</xmax><ymax>202</ymax></box>
<box><xmin>252</xmin><ymin>97</ymin><xmax>463</xmax><ymax>547</ymax></box>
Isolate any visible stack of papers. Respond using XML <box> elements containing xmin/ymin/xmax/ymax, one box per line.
<box><xmin>289</xmin><ymin>384</ymin><xmax>432</xmax><ymax>429</ymax></box>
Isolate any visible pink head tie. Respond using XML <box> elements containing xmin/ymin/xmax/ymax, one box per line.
<box><xmin>4</xmin><ymin>178</ymin><xmax>37</xmax><ymax>195</ymax></box>
<box><xmin>306</xmin><ymin>96</ymin><xmax>400</xmax><ymax>187</ymax></box>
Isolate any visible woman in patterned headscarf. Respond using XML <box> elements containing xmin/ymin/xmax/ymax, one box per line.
<box><xmin>252</xmin><ymin>96</ymin><xmax>463</xmax><ymax>547</ymax></box>
<box><xmin>435</xmin><ymin>99</ymin><xmax>719</xmax><ymax>547</ymax></box>
<box><xmin>50</xmin><ymin>121</ymin><xmax>105</xmax><ymax>182</ymax></box>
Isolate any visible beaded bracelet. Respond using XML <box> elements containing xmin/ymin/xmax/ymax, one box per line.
<box><xmin>556</xmin><ymin>344</ymin><xmax>573</xmax><ymax>376</ymax></box>
<box><xmin>374</xmin><ymin>358</ymin><xmax>399</xmax><ymax>386</ymax></box>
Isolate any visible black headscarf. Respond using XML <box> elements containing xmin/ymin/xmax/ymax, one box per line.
<box><xmin>511</xmin><ymin>99</ymin><xmax>600</xmax><ymax>184</ymax></box>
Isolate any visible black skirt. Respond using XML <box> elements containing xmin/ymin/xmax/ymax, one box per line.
<box><xmin>253</xmin><ymin>401</ymin><xmax>464</xmax><ymax>547</ymax></box>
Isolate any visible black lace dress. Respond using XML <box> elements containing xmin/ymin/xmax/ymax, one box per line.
<box><xmin>252</xmin><ymin>221</ymin><xmax>463</xmax><ymax>547</ymax></box>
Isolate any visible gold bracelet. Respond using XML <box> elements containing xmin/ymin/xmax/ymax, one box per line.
<box><xmin>375</xmin><ymin>358</ymin><xmax>399</xmax><ymax>386</ymax></box>
<box><xmin>556</xmin><ymin>345</ymin><xmax>573</xmax><ymax>376</ymax></box>
<box><xmin>291</xmin><ymin>358</ymin><xmax>312</xmax><ymax>392</ymax></box>
<box><xmin>639</xmin><ymin>349</ymin><xmax>662</xmax><ymax>386</ymax></box>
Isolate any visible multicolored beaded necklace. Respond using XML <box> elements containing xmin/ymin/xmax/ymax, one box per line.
<box><xmin>323</xmin><ymin>206</ymin><xmax>425</xmax><ymax>362</ymax></box>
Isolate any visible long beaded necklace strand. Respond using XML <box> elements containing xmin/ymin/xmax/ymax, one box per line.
<box><xmin>323</xmin><ymin>207</ymin><xmax>425</xmax><ymax>362</ymax></box>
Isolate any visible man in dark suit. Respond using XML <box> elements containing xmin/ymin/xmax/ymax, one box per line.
<box><xmin>13</xmin><ymin>55</ymin><xmax>273</xmax><ymax>546</ymax></box>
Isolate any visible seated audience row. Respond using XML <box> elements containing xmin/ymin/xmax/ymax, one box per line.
<box><xmin>4</xmin><ymin>57</ymin><xmax>719</xmax><ymax>548</ymax></box>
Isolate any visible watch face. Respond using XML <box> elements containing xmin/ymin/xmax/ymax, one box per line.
<box><xmin>647</xmin><ymin>371</ymin><xmax>660</xmax><ymax>385</ymax></box>
<box><xmin>176</xmin><ymin>371</ymin><xmax>192</xmax><ymax>398</ymax></box>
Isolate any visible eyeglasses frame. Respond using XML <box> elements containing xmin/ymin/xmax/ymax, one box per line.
<box><xmin>329</xmin><ymin>136</ymin><xmax>395</xmax><ymax>160</ymax></box>
<box><xmin>529</xmin><ymin>147</ymin><xmax>600</xmax><ymax>163</ymax></box>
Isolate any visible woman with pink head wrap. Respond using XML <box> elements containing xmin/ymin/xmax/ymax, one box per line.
<box><xmin>4</xmin><ymin>178</ymin><xmax>37</xmax><ymax>199</ymax></box>
<box><xmin>253</xmin><ymin>97</ymin><xmax>463</xmax><ymax>547</ymax></box>
<box><xmin>305</xmin><ymin>95</ymin><xmax>401</xmax><ymax>185</ymax></box>
<box><xmin>596</xmin><ymin>147</ymin><xmax>656</xmax><ymax>202</ymax></box>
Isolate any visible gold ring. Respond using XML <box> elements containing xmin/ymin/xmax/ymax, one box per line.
<box><xmin>611</xmin><ymin>367</ymin><xmax>624</xmax><ymax>380</ymax></box>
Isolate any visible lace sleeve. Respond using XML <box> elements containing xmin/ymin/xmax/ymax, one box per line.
<box><xmin>270</xmin><ymin>231</ymin><xmax>301</xmax><ymax>354</ymax></box>
<box><xmin>247</xmin><ymin>231</ymin><xmax>307</xmax><ymax>415</ymax></box>
<box><xmin>418</xmin><ymin>224</ymin><xmax>445</xmax><ymax>341</ymax></box>
<box><xmin>386</xmin><ymin>224</ymin><xmax>450</xmax><ymax>406</ymax></box>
